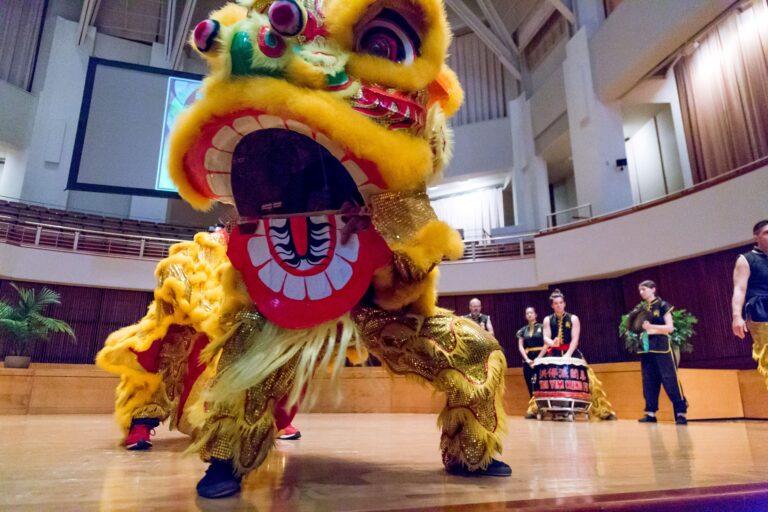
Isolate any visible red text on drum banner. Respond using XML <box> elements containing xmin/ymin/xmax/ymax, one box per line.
<box><xmin>539</xmin><ymin>367</ymin><xmax>587</xmax><ymax>381</ymax></box>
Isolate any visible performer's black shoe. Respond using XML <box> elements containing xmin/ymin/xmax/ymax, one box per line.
<box><xmin>675</xmin><ymin>414</ymin><xmax>688</xmax><ymax>425</ymax></box>
<box><xmin>638</xmin><ymin>415</ymin><xmax>657</xmax><ymax>423</ymax></box>
<box><xmin>603</xmin><ymin>413</ymin><xmax>618</xmax><ymax>421</ymax></box>
<box><xmin>196</xmin><ymin>458</ymin><xmax>242</xmax><ymax>499</ymax></box>
<box><xmin>524</xmin><ymin>412</ymin><xmax>536</xmax><ymax>419</ymax></box>
<box><xmin>446</xmin><ymin>458</ymin><xmax>512</xmax><ymax>477</ymax></box>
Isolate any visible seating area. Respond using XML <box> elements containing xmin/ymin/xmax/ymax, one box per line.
<box><xmin>0</xmin><ymin>199</ymin><xmax>202</xmax><ymax>240</ymax></box>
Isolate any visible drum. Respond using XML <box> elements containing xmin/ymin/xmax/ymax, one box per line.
<box><xmin>532</xmin><ymin>356</ymin><xmax>591</xmax><ymax>420</ymax></box>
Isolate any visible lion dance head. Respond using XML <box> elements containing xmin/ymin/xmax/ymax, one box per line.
<box><xmin>169</xmin><ymin>0</ymin><xmax>464</xmax><ymax>329</ymax></box>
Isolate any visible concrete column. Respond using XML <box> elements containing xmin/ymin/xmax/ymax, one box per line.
<box><xmin>563</xmin><ymin>28</ymin><xmax>632</xmax><ymax>217</ymax></box>
<box><xmin>509</xmin><ymin>95</ymin><xmax>550</xmax><ymax>231</ymax></box>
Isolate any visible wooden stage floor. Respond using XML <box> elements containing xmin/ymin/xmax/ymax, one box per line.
<box><xmin>2</xmin><ymin>414</ymin><xmax>768</xmax><ymax>511</ymax></box>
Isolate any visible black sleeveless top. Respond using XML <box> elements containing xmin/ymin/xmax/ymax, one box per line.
<box><xmin>516</xmin><ymin>323</ymin><xmax>544</xmax><ymax>351</ymax></box>
<box><xmin>546</xmin><ymin>313</ymin><xmax>573</xmax><ymax>345</ymax></box>
<box><xmin>745</xmin><ymin>248</ymin><xmax>768</xmax><ymax>322</ymax></box>
<box><xmin>637</xmin><ymin>298</ymin><xmax>674</xmax><ymax>353</ymax></box>
<box><xmin>464</xmin><ymin>313</ymin><xmax>490</xmax><ymax>331</ymax></box>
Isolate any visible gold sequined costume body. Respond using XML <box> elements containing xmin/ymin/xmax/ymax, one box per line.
<box><xmin>99</xmin><ymin>0</ymin><xmax>509</xmax><ymax>480</ymax></box>
<box><xmin>748</xmin><ymin>321</ymin><xmax>768</xmax><ymax>388</ymax></box>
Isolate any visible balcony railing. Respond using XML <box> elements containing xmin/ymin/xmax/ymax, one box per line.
<box><xmin>545</xmin><ymin>203</ymin><xmax>593</xmax><ymax>228</ymax></box>
<box><xmin>460</xmin><ymin>233</ymin><xmax>537</xmax><ymax>261</ymax></box>
<box><xmin>0</xmin><ymin>216</ymin><xmax>536</xmax><ymax>263</ymax></box>
<box><xmin>0</xmin><ymin>216</ymin><xmax>184</xmax><ymax>260</ymax></box>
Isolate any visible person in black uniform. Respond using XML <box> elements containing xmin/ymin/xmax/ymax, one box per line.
<box><xmin>464</xmin><ymin>298</ymin><xmax>495</xmax><ymax>336</ymax></box>
<box><xmin>635</xmin><ymin>280</ymin><xmax>688</xmax><ymax>425</ymax></box>
<box><xmin>732</xmin><ymin>219</ymin><xmax>768</xmax><ymax>388</ymax></box>
<box><xmin>517</xmin><ymin>307</ymin><xmax>545</xmax><ymax>397</ymax></box>
<box><xmin>541</xmin><ymin>289</ymin><xmax>616</xmax><ymax>420</ymax></box>
<box><xmin>542</xmin><ymin>290</ymin><xmax>583</xmax><ymax>360</ymax></box>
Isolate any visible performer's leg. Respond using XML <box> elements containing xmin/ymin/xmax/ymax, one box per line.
<box><xmin>523</xmin><ymin>364</ymin><xmax>534</xmax><ymax>397</ymax></box>
<box><xmin>640</xmin><ymin>354</ymin><xmax>661</xmax><ymax>417</ymax></box>
<box><xmin>356</xmin><ymin>308</ymin><xmax>510</xmax><ymax>476</ymax></box>
<box><xmin>748</xmin><ymin>321</ymin><xmax>768</xmax><ymax>389</ymax></box>
<box><xmin>657</xmin><ymin>352</ymin><xmax>688</xmax><ymax>424</ymax></box>
<box><xmin>190</xmin><ymin>327</ymin><xmax>300</xmax><ymax>498</ymax></box>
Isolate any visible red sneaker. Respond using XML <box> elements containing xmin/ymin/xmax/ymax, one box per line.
<box><xmin>124</xmin><ymin>423</ymin><xmax>155</xmax><ymax>450</ymax></box>
<box><xmin>278</xmin><ymin>424</ymin><xmax>301</xmax><ymax>440</ymax></box>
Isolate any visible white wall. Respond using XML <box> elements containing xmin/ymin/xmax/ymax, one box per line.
<box><xmin>0</xmin><ymin>82</ymin><xmax>37</xmax><ymax>149</ymax></box>
<box><xmin>626</xmin><ymin>117</ymin><xmax>666</xmax><ymax>203</ymax></box>
<box><xmin>622</xmin><ymin>69</ymin><xmax>693</xmax><ymax>189</ymax></box>
<box><xmin>438</xmin><ymin>257</ymin><xmax>542</xmax><ymax>294</ymax></box>
<box><xmin>443</xmin><ymin>118</ymin><xmax>514</xmax><ymax>180</ymax></box>
<box><xmin>551</xmin><ymin>175</ymin><xmax>577</xmax><ymax>215</ymax></box>
<box><xmin>0</xmin><ymin>143</ymin><xmax>30</xmax><ymax>200</ymax></box>
<box><xmin>534</xmin><ymin>165</ymin><xmax>768</xmax><ymax>283</ymax></box>
<box><xmin>0</xmin><ymin>244</ymin><xmax>157</xmax><ymax>291</ymax></box>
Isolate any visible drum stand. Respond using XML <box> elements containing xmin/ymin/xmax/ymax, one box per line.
<box><xmin>534</xmin><ymin>398</ymin><xmax>592</xmax><ymax>422</ymax></box>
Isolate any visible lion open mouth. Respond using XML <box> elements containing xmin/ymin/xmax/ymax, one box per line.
<box><xmin>184</xmin><ymin>110</ymin><xmax>391</xmax><ymax>328</ymax></box>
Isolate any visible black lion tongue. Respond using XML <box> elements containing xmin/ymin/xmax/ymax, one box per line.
<box><xmin>231</xmin><ymin>129</ymin><xmax>363</xmax><ymax>218</ymax></box>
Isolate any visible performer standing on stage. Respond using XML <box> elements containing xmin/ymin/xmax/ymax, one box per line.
<box><xmin>517</xmin><ymin>307</ymin><xmax>544</xmax><ymax>396</ymax></box>
<box><xmin>542</xmin><ymin>289</ymin><xmax>616</xmax><ymax>420</ymax></box>
<box><xmin>634</xmin><ymin>280</ymin><xmax>688</xmax><ymax>425</ymax></box>
<box><xmin>464</xmin><ymin>298</ymin><xmax>495</xmax><ymax>336</ymax></box>
<box><xmin>732</xmin><ymin>220</ymin><xmax>768</xmax><ymax>388</ymax></box>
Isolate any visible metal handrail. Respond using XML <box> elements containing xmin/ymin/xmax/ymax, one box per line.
<box><xmin>0</xmin><ymin>218</ymin><xmax>187</xmax><ymax>260</ymax></box>
<box><xmin>546</xmin><ymin>203</ymin><xmax>593</xmax><ymax>228</ymax></box>
<box><xmin>0</xmin><ymin>216</ymin><xmax>536</xmax><ymax>263</ymax></box>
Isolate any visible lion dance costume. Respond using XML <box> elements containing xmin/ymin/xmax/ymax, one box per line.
<box><xmin>97</xmin><ymin>0</ymin><xmax>511</xmax><ymax>498</ymax></box>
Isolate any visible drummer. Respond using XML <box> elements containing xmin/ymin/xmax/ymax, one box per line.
<box><xmin>635</xmin><ymin>280</ymin><xmax>688</xmax><ymax>425</ymax></box>
<box><xmin>517</xmin><ymin>307</ymin><xmax>545</xmax><ymax>397</ymax></box>
<box><xmin>541</xmin><ymin>289</ymin><xmax>617</xmax><ymax>420</ymax></box>
<box><xmin>542</xmin><ymin>289</ymin><xmax>584</xmax><ymax>359</ymax></box>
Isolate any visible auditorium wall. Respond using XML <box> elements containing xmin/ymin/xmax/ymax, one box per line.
<box><xmin>0</xmin><ymin>242</ymin><xmax>754</xmax><ymax>370</ymax></box>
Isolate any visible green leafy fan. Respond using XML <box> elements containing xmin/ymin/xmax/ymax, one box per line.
<box><xmin>619</xmin><ymin>305</ymin><xmax>698</xmax><ymax>355</ymax></box>
<box><xmin>0</xmin><ymin>283</ymin><xmax>75</xmax><ymax>358</ymax></box>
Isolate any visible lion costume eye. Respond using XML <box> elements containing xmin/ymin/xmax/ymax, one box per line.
<box><xmin>354</xmin><ymin>8</ymin><xmax>421</xmax><ymax>64</ymax></box>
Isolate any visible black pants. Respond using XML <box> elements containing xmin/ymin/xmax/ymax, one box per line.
<box><xmin>640</xmin><ymin>352</ymin><xmax>687</xmax><ymax>415</ymax></box>
<box><xmin>523</xmin><ymin>363</ymin><xmax>535</xmax><ymax>396</ymax></box>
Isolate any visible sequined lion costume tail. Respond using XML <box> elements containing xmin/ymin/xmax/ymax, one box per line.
<box><xmin>98</xmin><ymin>0</ymin><xmax>509</xmax><ymax>497</ymax></box>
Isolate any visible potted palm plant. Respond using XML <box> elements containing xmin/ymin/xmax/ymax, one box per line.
<box><xmin>0</xmin><ymin>283</ymin><xmax>75</xmax><ymax>369</ymax></box>
<box><xmin>619</xmin><ymin>307</ymin><xmax>698</xmax><ymax>366</ymax></box>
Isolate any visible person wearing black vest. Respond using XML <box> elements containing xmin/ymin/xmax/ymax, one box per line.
<box><xmin>732</xmin><ymin>219</ymin><xmax>768</xmax><ymax>388</ymax></box>
<box><xmin>542</xmin><ymin>291</ymin><xmax>584</xmax><ymax>360</ymax></box>
<box><xmin>516</xmin><ymin>307</ymin><xmax>545</xmax><ymax>397</ymax></box>
<box><xmin>464</xmin><ymin>298</ymin><xmax>495</xmax><ymax>336</ymax></box>
<box><xmin>540</xmin><ymin>289</ymin><xmax>617</xmax><ymax>420</ymax></box>
<box><xmin>635</xmin><ymin>280</ymin><xmax>688</xmax><ymax>425</ymax></box>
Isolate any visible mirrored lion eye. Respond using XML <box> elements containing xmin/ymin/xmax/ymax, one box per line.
<box><xmin>355</xmin><ymin>8</ymin><xmax>421</xmax><ymax>64</ymax></box>
<box><xmin>268</xmin><ymin>0</ymin><xmax>307</xmax><ymax>37</ymax></box>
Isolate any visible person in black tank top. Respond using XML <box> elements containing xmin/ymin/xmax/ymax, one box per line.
<box><xmin>516</xmin><ymin>307</ymin><xmax>545</xmax><ymax>398</ymax></box>
<box><xmin>635</xmin><ymin>280</ymin><xmax>688</xmax><ymax>425</ymax></box>
<box><xmin>542</xmin><ymin>292</ymin><xmax>582</xmax><ymax>359</ymax></box>
<box><xmin>732</xmin><ymin>220</ymin><xmax>768</xmax><ymax>388</ymax></box>
<box><xmin>463</xmin><ymin>298</ymin><xmax>495</xmax><ymax>336</ymax></box>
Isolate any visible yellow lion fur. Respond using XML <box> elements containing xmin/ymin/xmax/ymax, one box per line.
<box><xmin>96</xmin><ymin>233</ymin><xmax>251</xmax><ymax>432</ymax></box>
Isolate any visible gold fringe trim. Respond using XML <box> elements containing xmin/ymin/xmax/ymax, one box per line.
<box><xmin>587</xmin><ymin>367</ymin><xmax>617</xmax><ymax>421</ymax></box>
<box><xmin>202</xmin><ymin>313</ymin><xmax>362</xmax><ymax>411</ymax></box>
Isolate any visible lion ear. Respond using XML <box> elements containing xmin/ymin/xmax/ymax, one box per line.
<box><xmin>427</xmin><ymin>65</ymin><xmax>463</xmax><ymax>118</ymax></box>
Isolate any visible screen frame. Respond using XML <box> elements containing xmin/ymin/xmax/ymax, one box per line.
<box><xmin>68</xmin><ymin>57</ymin><xmax>203</xmax><ymax>199</ymax></box>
